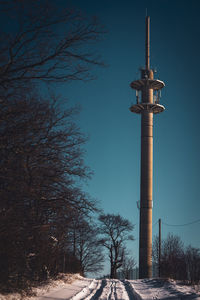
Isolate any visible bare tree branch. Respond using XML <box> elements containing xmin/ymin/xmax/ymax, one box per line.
<box><xmin>0</xmin><ymin>0</ymin><xmax>105</xmax><ymax>93</ymax></box>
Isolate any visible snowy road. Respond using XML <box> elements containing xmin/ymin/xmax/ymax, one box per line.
<box><xmin>38</xmin><ymin>278</ymin><xmax>140</xmax><ymax>300</ymax></box>
<box><xmin>70</xmin><ymin>279</ymin><xmax>140</xmax><ymax>299</ymax></box>
<box><xmin>38</xmin><ymin>278</ymin><xmax>200</xmax><ymax>300</ymax></box>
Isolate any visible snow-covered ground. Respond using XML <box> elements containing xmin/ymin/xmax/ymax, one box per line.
<box><xmin>1</xmin><ymin>275</ymin><xmax>200</xmax><ymax>300</ymax></box>
<box><xmin>0</xmin><ymin>274</ymin><xmax>90</xmax><ymax>300</ymax></box>
<box><xmin>126</xmin><ymin>278</ymin><xmax>200</xmax><ymax>300</ymax></box>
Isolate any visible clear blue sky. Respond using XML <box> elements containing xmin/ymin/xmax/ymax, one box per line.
<box><xmin>61</xmin><ymin>0</ymin><xmax>200</xmax><ymax>268</ymax></box>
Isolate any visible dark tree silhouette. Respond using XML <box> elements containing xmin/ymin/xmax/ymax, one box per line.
<box><xmin>0</xmin><ymin>95</ymin><xmax>96</xmax><ymax>289</ymax></box>
<box><xmin>0</xmin><ymin>0</ymin><xmax>104</xmax><ymax>95</ymax></box>
<box><xmin>120</xmin><ymin>255</ymin><xmax>136</xmax><ymax>279</ymax></box>
<box><xmin>0</xmin><ymin>0</ymin><xmax>104</xmax><ymax>87</ymax></box>
<box><xmin>98</xmin><ymin>214</ymin><xmax>134</xmax><ymax>279</ymax></box>
<box><xmin>153</xmin><ymin>233</ymin><xmax>187</xmax><ymax>280</ymax></box>
<box><xmin>68</xmin><ymin>215</ymin><xmax>104</xmax><ymax>276</ymax></box>
<box><xmin>0</xmin><ymin>0</ymin><xmax>105</xmax><ymax>291</ymax></box>
<box><xmin>152</xmin><ymin>235</ymin><xmax>160</xmax><ymax>274</ymax></box>
<box><xmin>185</xmin><ymin>246</ymin><xmax>200</xmax><ymax>284</ymax></box>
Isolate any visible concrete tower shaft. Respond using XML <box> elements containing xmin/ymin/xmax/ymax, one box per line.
<box><xmin>130</xmin><ymin>16</ymin><xmax>165</xmax><ymax>278</ymax></box>
<box><xmin>140</xmin><ymin>110</ymin><xmax>153</xmax><ymax>278</ymax></box>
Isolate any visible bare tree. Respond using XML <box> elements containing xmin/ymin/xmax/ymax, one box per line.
<box><xmin>0</xmin><ymin>94</ymin><xmax>96</xmax><ymax>288</ymax></box>
<box><xmin>152</xmin><ymin>235</ymin><xmax>160</xmax><ymax>276</ymax></box>
<box><xmin>98</xmin><ymin>214</ymin><xmax>134</xmax><ymax>279</ymax></box>
<box><xmin>153</xmin><ymin>233</ymin><xmax>187</xmax><ymax>280</ymax></box>
<box><xmin>69</xmin><ymin>215</ymin><xmax>104</xmax><ymax>276</ymax></box>
<box><xmin>0</xmin><ymin>0</ymin><xmax>104</xmax><ymax>95</ymax></box>
<box><xmin>120</xmin><ymin>255</ymin><xmax>136</xmax><ymax>279</ymax></box>
<box><xmin>0</xmin><ymin>0</ymin><xmax>105</xmax><ymax>291</ymax></box>
<box><xmin>185</xmin><ymin>246</ymin><xmax>200</xmax><ymax>284</ymax></box>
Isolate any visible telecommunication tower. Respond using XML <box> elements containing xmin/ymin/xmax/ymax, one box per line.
<box><xmin>130</xmin><ymin>16</ymin><xmax>165</xmax><ymax>278</ymax></box>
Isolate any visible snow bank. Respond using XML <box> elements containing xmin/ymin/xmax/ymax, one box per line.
<box><xmin>0</xmin><ymin>273</ymin><xmax>83</xmax><ymax>300</ymax></box>
<box><xmin>129</xmin><ymin>278</ymin><xmax>200</xmax><ymax>300</ymax></box>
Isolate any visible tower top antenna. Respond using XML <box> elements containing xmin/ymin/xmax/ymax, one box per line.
<box><xmin>145</xmin><ymin>16</ymin><xmax>150</xmax><ymax>70</ymax></box>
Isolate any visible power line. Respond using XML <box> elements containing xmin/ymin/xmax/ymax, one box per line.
<box><xmin>162</xmin><ymin>218</ymin><xmax>200</xmax><ymax>227</ymax></box>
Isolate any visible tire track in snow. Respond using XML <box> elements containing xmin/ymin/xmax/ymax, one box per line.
<box><xmin>98</xmin><ymin>279</ymin><xmax>134</xmax><ymax>299</ymax></box>
<box><xmin>70</xmin><ymin>279</ymin><xmax>107</xmax><ymax>300</ymax></box>
<box><xmin>70</xmin><ymin>279</ymin><xmax>98</xmax><ymax>300</ymax></box>
<box><xmin>123</xmin><ymin>280</ymin><xmax>142</xmax><ymax>300</ymax></box>
<box><xmin>114</xmin><ymin>280</ymin><xmax>131</xmax><ymax>300</ymax></box>
<box><xmin>96</xmin><ymin>279</ymin><xmax>113</xmax><ymax>299</ymax></box>
<box><xmin>107</xmin><ymin>279</ymin><xmax>115</xmax><ymax>299</ymax></box>
<box><xmin>85</xmin><ymin>279</ymin><xmax>107</xmax><ymax>300</ymax></box>
<box><xmin>70</xmin><ymin>279</ymin><xmax>139</xmax><ymax>300</ymax></box>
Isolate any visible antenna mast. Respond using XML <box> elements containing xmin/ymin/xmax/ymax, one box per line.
<box><xmin>145</xmin><ymin>16</ymin><xmax>150</xmax><ymax>70</ymax></box>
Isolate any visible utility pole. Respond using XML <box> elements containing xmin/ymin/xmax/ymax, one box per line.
<box><xmin>130</xmin><ymin>17</ymin><xmax>165</xmax><ymax>278</ymax></box>
<box><xmin>158</xmin><ymin>218</ymin><xmax>161</xmax><ymax>277</ymax></box>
